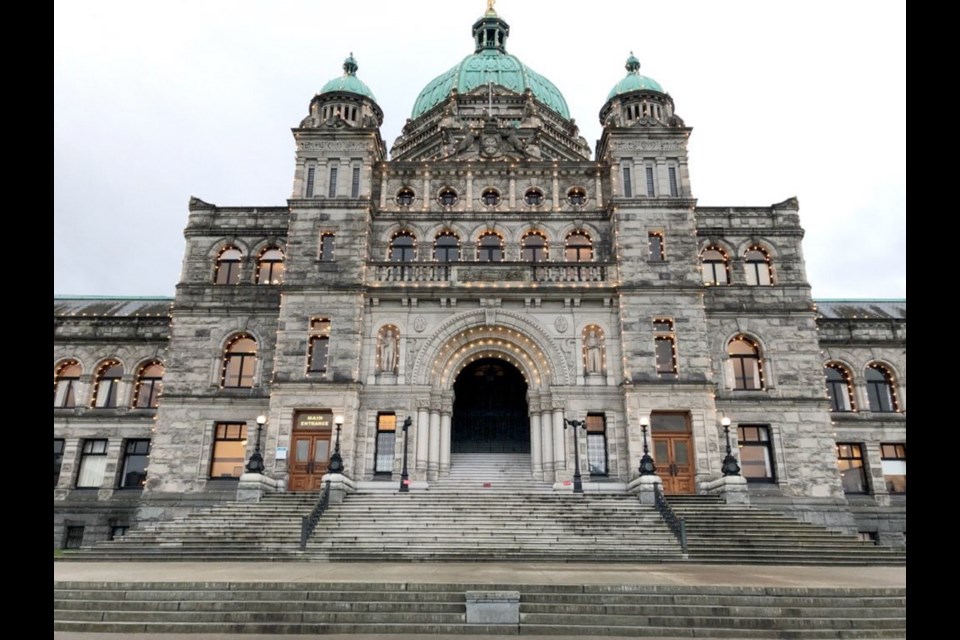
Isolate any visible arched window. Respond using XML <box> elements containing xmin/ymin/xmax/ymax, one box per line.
<box><xmin>700</xmin><ymin>247</ymin><xmax>729</xmax><ymax>285</ymax></box>
<box><xmin>564</xmin><ymin>232</ymin><xmax>593</xmax><ymax>262</ymax></box>
<box><xmin>434</xmin><ymin>233</ymin><xmax>460</xmax><ymax>262</ymax></box>
<box><xmin>438</xmin><ymin>188</ymin><xmax>458</xmax><ymax>207</ymax></box>
<box><xmin>866</xmin><ymin>364</ymin><xmax>899</xmax><ymax>412</ymax></box>
<box><xmin>744</xmin><ymin>247</ymin><xmax>773</xmax><ymax>286</ymax></box>
<box><xmin>133</xmin><ymin>361</ymin><xmax>164</xmax><ymax>409</ymax></box>
<box><xmin>477</xmin><ymin>232</ymin><xmax>503</xmax><ymax>262</ymax></box>
<box><xmin>481</xmin><ymin>188</ymin><xmax>501</xmax><ymax>206</ymax></box>
<box><xmin>825</xmin><ymin>364</ymin><xmax>855</xmax><ymax>412</ymax></box>
<box><xmin>389</xmin><ymin>232</ymin><xmax>416</xmax><ymax>262</ymax></box>
<box><xmin>93</xmin><ymin>360</ymin><xmax>124</xmax><ymax>408</ymax></box>
<box><xmin>221</xmin><ymin>335</ymin><xmax>257</xmax><ymax>388</ymax></box>
<box><xmin>256</xmin><ymin>248</ymin><xmax>285</xmax><ymax>285</ymax></box>
<box><xmin>524</xmin><ymin>188</ymin><xmax>544</xmax><ymax>206</ymax></box>
<box><xmin>54</xmin><ymin>360</ymin><xmax>81</xmax><ymax>408</ymax></box>
<box><xmin>521</xmin><ymin>232</ymin><xmax>547</xmax><ymax>262</ymax></box>
<box><xmin>214</xmin><ymin>247</ymin><xmax>242</xmax><ymax>285</ymax></box>
<box><xmin>728</xmin><ymin>337</ymin><xmax>763</xmax><ymax>390</ymax></box>
<box><xmin>396</xmin><ymin>188</ymin><xmax>415</xmax><ymax>206</ymax></box>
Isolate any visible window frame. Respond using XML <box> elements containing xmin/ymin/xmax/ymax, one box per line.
<box><xmin>744</xmin><ymin>247</ymin><xmax>773</xmax><ymax>286</ymax></box>
<box><xmin>434</xmin><ymin>232</ymin><xmax>460</xmax><ymax>263</ymax></box>
<box><xmin>119</xmin><ymin>439</ymin><xmax>150</xmax><ymax>489</ymax></box>
<box><xmin>255</xmin><ymin>247</ymin><xmax>285</xmax><ymax>285</ymax></box>
<box><xmin>221</xmin><ymin>335</ymin><xmax>257</xmax><ymax>389</ymax></box>
<box><xmin>307</xmin><ymin>318</ymin><xmax>331</xmax><ymax>374</ymax></box>
<box><xmin>133</xmin><ymin>361</ymin><xmax>164</xmax><ymax>409</ymax></box>
<box><xmin>76</xmin><ymin>439</ymin><xmax>109</xmax><ymax>489</ymax></box>
<box><xmin>396</xmin><ymin>188</ymin><xmax>415</xmax><ymax>206</ymax></box>
<box><xmin>728</xmin><ymin>336</ymin><xmax>764</xmax><ymax>390</ymax></box>
<box><xmin>477</xmin><ymin>232</ymin><xmax>504</xmax><ymax>263</ymax></box>
<box><xmin>880</xmin><ymin>443</ymin><xmax>906</xmax><ymax>494</ymax></box>
<box><xmin>521</xmin><ymin>232</ymin><xmax>548</xmax><ymax>263</ymax></box>
<box><xmin>54</xmin><ymin>360</ymin><xmax>81</xmax><ymax>408</ymax></box>
<box><xmin>214</xmin><ymin>247</ymin><xmax>242</xmax><ymax>285</ymax></box>
<box><xmin>389</xmin><ymin>232</ymin><xmax>416</xmax><ymax>262</ymax></box>
<box><xmin>481</xmin><ymin>188</ymin><xmax>501</xmax><ymax>207</ymax></box>
<box><xmin>866</xmin><ymin>364</ymin><xmax>898</xmax><ymax>412</ymax></box>
<box><xmin>438</xmin><ymin>188</ymin><xmax>458</xmax><ymax>207</ymax></box>
<box><xmin>209</xmin><ymin>422</ymin><xmax>248</xmax><ymax>479</ymax></box>
<box><xmin>319</xmin><ymin>233</ymin><xmax>336</xmax><ymax>261</ymax></box>
<box><xmin>836</xmin><ymin>443</ymin><xmax>869</xmax><ymax>494</ymax></box>
<box><xmin>653</xmin><ymin>318</ymin><xmax>678</xmax><ymax>376</ymax></box>
<box><xmin>825</xmin><ymin>364</ymin><xmax>855</xmax><ymax>412</ymax></box>
<box><xmin>648</xmin><ymin>232</ymin><xmax>665</xmax><ymax>262</ymax></box>
<box><xmin>564</xmin><ymin>232</ymin><xmax>594</xmax><ymax>263</ymax></box>
<box><xmin>700</xmin><ymin>247</ymin><xmax>729</xmax><ymax>286</ymax></box>
<box><xmin>54</xmin><ymin>438</ymin><xmax>65</xmax><ymax>488</ymax></box>
<box><xmin>374</xmin><ymin>413</ymin><xmax>397</xmax><ymax>474</ymax></box>
<box><xmin>737</xmin><ymin>425</ymin><xmax>776</xmax><ymax>483</ymax></box>
<box><xmin>92</xmin><ymin>360</ymin><xmax>123</xmax><ymax>408</ymax></box>
<box><xmin>585</xmin><ymin>413</ymin><xmax>608</xmax><ymax>476</ymax></box>
<box><xmin>523</xmin><ymin>188</ymin><xmax>545</xmax><ymax>206</ymax></box>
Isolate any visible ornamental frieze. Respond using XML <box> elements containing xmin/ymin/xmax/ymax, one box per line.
<box><xmin>297</xmin><ymin>140</ymin><xmax>370</xmax><ymax>152</ymax></box>
<box><xmin>611</xmin><ymin>139</ymin><xmax>687</xmax><ymax>152</ymax></box>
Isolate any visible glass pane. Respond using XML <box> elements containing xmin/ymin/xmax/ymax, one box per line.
<box><xmin>673</xmin><ymin>441</ymin><xmax>689</xmax><ymax>464</ymax></box>
<box><xmin>211</xmin><ymin>440</ymin><xmax>245</xmax><ymax>478</ymax></box>
<box><xmin>314</xmin><ymin>440</ymin><xmax>330</xmax><ymax>462</ymax></box>
<box><xmin>654</xmin><ymin>440</ymin><xmax>668</xmax><ymax>461</ymax></box>
<box><xmin>295</xmin><ymin>439</ymin><xmax>309</xmax><ymax>462</ymax></box>
<box><xmin>375</xmin><ymin>432</ymin><xmax>396</xmax><ymax>472</ymax></box>
<box><xmin>651</xmin><ymin>413</ymin><xmax>688</xmax><ymax>432</ymax></box>
<box><xmin>77</xmin><ymin>455</ymin><xmax>107</xmax><ymax>487</ymax></box>
<box><xmin>587</xmin><ymin>434</ymin><xmax>606</xmax><ymax>475</ymax></box>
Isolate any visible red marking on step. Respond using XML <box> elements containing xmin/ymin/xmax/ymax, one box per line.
<box><xmin>482</xmin><ymin>482</ymin><xmax>492</xmax><ymax>488</ymax></box>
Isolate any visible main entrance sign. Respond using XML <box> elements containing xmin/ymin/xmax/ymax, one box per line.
<box><xmin>451</xmin><ymin>358</ymin><xmax>530</xmax><ymax>453</ymax></box>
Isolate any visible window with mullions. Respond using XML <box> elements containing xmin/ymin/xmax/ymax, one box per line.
<box><xmin>654</xmin><ymin>331</ymin><xmax>677</xmax><ymax>376</ymax></box>
<box><xmin>214</xmin><ymin>247</ymin><xmax>242</xmax><ymax>285</ymax></box>
<box><xmin>119</xmin><ymin>439</ymin><xmax>150</xmax><ymax>489</ymax></box>
<box><xmin>645</xmin><ymin>165</ymin><xmax>655</xmax><ymax>196</ymax></box>
<box><xmin>866</xmin><ymin>364</ymin><xmax>898</xmax><ymax>412</ymax></box>
<box><xmin>319</xmin><ymin>233</ymin><xmax>335</xmax><ymax>261</ymax></box>
<box><xmin>524</xmin><ymin>188</ymin><xmax>544</xmax><ymax>206</ymax></box>
<box><xmin>133</xmin><ymin>361</ymin><xmax>164</xmax><ymax>409</ymax></box>
<box><xmin>567</xmin><ymin>188</ymin><xmax>586</xmax><ymax>205</ymax></box>
<box><xmin>668</xmin><ymin>166</ymin><xmax>679</xmax><ymax>197</ymax></box>
<box><xmin>744</xmin><ymin>248</ymin><xmax>773</xmax><ymax>286</ymax></box>
<box><xmin>328</xmin><ymin>166</ymin><xmax>338</xmax><ymax>197</ymax></box>
<box><xmin>374</xmin><ymin>413</ymin><xmax>397</xmax><ymax>473</ymax></box>
<box><xmin>76</xmin><ymin>439</ymin><xmax>108</xmax><ymax>488</ymax></box>
<box><xmin>700</xmin><ymin>248</ymin><xmax>729</xmax><ymax>285</ymax></box>
<box><xmin>564</xmin><ymin>232</ymin><xmax>593</xmax><ymax>262</ymax></box>
<box><xmin>210</xmin><ymin>423</ymin><xmax>247</xmax><ymax>479</ymax></box>
<box><xmin>54</xmin><ymin>439</ymin><xmax>65</xmax><ymax>487</ymax></box>
<box><xmin>586</xmin><ymin>414</ymin><xmax>608</xmax><ymax>476</ymax></box>
<box><xmin>648</xmin><ymin>232</ymin><xmax>665</xmax><ymax>262</ymax></box>
<box><xmin>728</xmin><ymin>336</ymin><xmax>763</xmax><ymax>390</ymax></box>
<box><xmin>396</xmin><ymin>188</ymin><xmax>415</xmax><ymax>206</ymax></box>
<box><xmin>477</xmin><ymin>233</ymin><xmax>503</xmax><ymax>262</ymax></box>
<box><xmin>256</xmin><ymin>248</ymin><xmax>285</xmax><ymax>285</ymax></box>
<box><xmin>305</xmin><ymin>166</ymin><xmax>315</xmax><ymax>197</ymax></box>
<box><xmin>837</xmin><ymin>443</ymin><xmax>868</xmax><ymax>494</ymax></box>
<box><xmin>737</xmin><ymin>425</ymin><xmax>776</xmax><ymax>482</ymax></box>
<box><xmin>54</xmin><ymin>360</ymin><xmax>81</xmax><ymax>408</ymax></box>
<box><xmin>351</xmin><ymin>166</ymin><xmax>361</xmax><ymax>198</ymax></box>
<box><xmin>880</xmin><ymin>443</ymin><xmax>906</xmax><ymax>493</ymax></box>
<box><xmin>307</xmin><ymin>318</ymin><xmax>331</xmax><ymax>374</ymax></box>
<box><xmin>438</xmin><ymin>188</ymin><xmax>458</xmax><ymax>206</ymax></box>
<box><xmin>389</xmin><ymin>233</ymin><xmax>416</xmax><ymax>262</ymax></box>
<box><xmin>521</xmin><ymin>232</ymin><xmax>547</xmax><ymax>262</ymax></box>
<box><xmin>622</xmin><ymin>166</ymin><xmax>633</xmax><ymax>197</ymax></box>
<box><xmin>221</xmin><ymin>335</ymin><xmax>257</xmax><ymax>388</ymax></box>
<box><xmin>434</xmin><ymin>233</ymin><xmax>460</xmax><ymax>262</ymax></box>
<box><xmin>825</xmin><ymin>364</ymin><xmax>855</xmax><ymax>412</ymax></box>
<box><xmin>93</xmin><ymin>361</ymin><xmax>123</xmax><ymax>408</ymax></box>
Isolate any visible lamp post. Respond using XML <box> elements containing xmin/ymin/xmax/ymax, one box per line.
<box><xmin>245</xmin><ymin>414</ymin><xmax>266</xmax><ymax>474</ymax></box>
<box><xmin>638</xmin><ymin>416</ymin><xmax>657</xmax><ymax>476</ymax></box>
<box><xmin>563</xmin><ymin>417</ymin><xmax>586</xmax><ymax>494</ymax></box>
<box><xmin>328</xmin><ymin>414</ymin><xmax>345</xmax><ymax>474</ymax></box>
<box><xmin>398</xmin><ymin>416</ymin><xmax>412</xmax><ymax>492</ymax></box>
<box><xmin>720</xmin><ymin>417</ymin><xmax>741</xmax><ymax>477</ymax></box>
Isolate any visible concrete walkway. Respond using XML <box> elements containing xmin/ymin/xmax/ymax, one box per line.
<box><xmin>54</xmin><ymin>561</ymin><xmax>906</xmax><ymax>640</ymax></box>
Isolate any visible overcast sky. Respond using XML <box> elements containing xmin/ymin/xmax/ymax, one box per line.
<box><xmin>54</xmin><ymin>0</ymin><xmax>905</xmax><ymax>300</ymax></box>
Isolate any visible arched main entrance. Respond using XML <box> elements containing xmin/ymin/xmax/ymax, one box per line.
<box><xmin>451</xmin><ymin>358</ymin><xmax>530</xmax><ymax>453</ymax></box>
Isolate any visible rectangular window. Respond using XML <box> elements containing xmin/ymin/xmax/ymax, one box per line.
<box><xmin>54</xmin><ymin>439</ymin><xmax>65</xmax><ymax>488</ymax></box>
<box><xmin>648</xmin><ymin>232</ymin><xmax>665</xmax><ymax>261</ymax></box>
<box><xmin>645</xmin><ymin>165</ymin><xmax>655</xmax><ymax>196</ymax></box>
<box><xmin>622</xmin><ymin>166</ymin><xmax>632</xmax><ymax>197</ymax></box>
<box><xmin>837</xmin><ymin>443</ymin><xmax>868</xmax><ymax>494</ymax></box>
<box><xmin>328</xmin><ymin>166</ymin><xmax>338</xmax><ymax>198</ymax></box>
<box><xmin>119</xmin><ymin>439</ymin><xmax>150</xmax><ymax>489</ymax></box>
<box><xmin>64</xmin><ymin>526</ymin><xmax>85</xmax><ymax>550</ymax></box>
<box><xmin>668</xmin><ymin>166</ymin><xmax>678</xmax><ymax>197</ymax></box>
<box><xmin>374</xmin><ymin>413</ymin><xmax>397</xmax><ymax>474</ymax></box>
<box><xmin>109</xmin><ymin>525</ymin><xmax>129</xmax><ymax>540</ymax></box>
<box><xmin>586</xmin><ymin>413</ymin><xmax>608</xmax><ymax>476</ymax></box>
<box><xmin>653</xmin><ymin>318</ymin><xmax>678</xmax><ymax>375</ymax></box>
<box><xmin>351</xmin><ymin>166</ymin><xmax>361</xmax><ymax>198</ymax></box>
<box><xmin>210</xmin><ymin>423</ymin><xmax>247</xmax><ymax>479</ymax></box>
<box><xmin>76</xmin><ymin>439</ymin><xmax>108</xmax><ymax>488</ymax></box>
<box><xmin>305</xmin><ymin>166</ymin><xmax>315</xmax><ymax>197</ymax></box>
<box><xmin>319</xmin><ymin>233</ymin><xmax>335</xmax><ymax>261</ymax></box>
<box><xmin>880</xmin><ymin>443</ymin><xmax>906</xmax><ymax>494</ymax></box>
<box><xmin>308</xmin><ymin>317</ymin><xmax>332</xmax><ymax>373</ymax></box>
<box><xmin>737</xmin><ymin>425</ymin><xmax>776</xmax><ymax>482</ymax></box>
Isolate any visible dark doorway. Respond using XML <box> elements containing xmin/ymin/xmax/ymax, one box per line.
<box><xmin>452</xmin><ymin>358</ymin><xmax>530</xmax><ymax>453</ymax></box>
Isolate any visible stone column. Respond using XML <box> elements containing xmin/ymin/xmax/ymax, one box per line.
<box><xmin>415</xmin><ymin>406</ymin><xmax>430</xmax><ymax>472</ymax></box>
<box><xmin>540</xmin><ymin>410</ymin><xmax>554</xmax><ymax>480</ymax></box>
<box><xmin>530</xmin><ymin>411</ymin><xmax>542</xmax><ymax>477</ymax></box>
<box><xmin>466</xmin><ymin>170</ymin><xmax>474</xmax><ymax>211</ymax></box>
<box><xmin>439</xmin><ymin>412</ymin><xmax>452</xmax><ymax>476</ymax></box>
<box><xmin>553</xmin><ymin>408</ymin><xmax>566</xmax><ymax>471</ymax></box>
<box><xmin>428</xmin><ymin>410</ymin><xmax>441</xmax><ymax>481</ymax></box>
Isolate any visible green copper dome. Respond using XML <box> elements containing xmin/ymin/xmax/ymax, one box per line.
<box><xmin>320</xmin><ymin>54</ymin><xmax>377</xmax><ymax>102</ymax></box>
<box><xmin>606</xmin><ymin>52</ymin><xmax>664</xmax><ymax>100</ymax></box>
<box><xmin>410</xmin><ymin>10</ymin><xmax>570</xmax><ymax>120</ymax></box>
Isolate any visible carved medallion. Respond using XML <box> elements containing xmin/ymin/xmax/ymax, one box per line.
<box><xmin>413</xmin><ymin>316</ymin><xmax>427</xmax><ymax>333</ymax></box>
<box><xmin>481</xmin><ymin>135</ymin><xmax>501</xmax><ymax>157</ymax></box>
<box><xmin>554</xmin><ymin>316</ymin><xmax>569</xmax><ymax>333</ymax></box>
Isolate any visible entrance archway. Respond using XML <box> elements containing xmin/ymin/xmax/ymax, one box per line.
<box><xmin>451</xmin><ymin>358</ymin><xmax>530</xmax><ymax>453</ymax></box>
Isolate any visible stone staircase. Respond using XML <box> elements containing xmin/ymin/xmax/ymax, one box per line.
<box><xmin>53</xmin><ymin>580</ymin><xmax>907</xmax><ymax>637</ymax></box>
<box><xmin>436</xmin><ymin>452</ymin><xmax>557</xmax><ymax>492</ymax></box>
<box><xmin>666</xmin><ymin>495</ymin><xmax>906</xmax><ymax>566</ymax></box>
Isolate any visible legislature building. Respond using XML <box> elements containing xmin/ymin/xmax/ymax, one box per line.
<box><xmin>53</xmin><ymin>4</ymin><xmax>905</xmax><ymax>551</ymax></box>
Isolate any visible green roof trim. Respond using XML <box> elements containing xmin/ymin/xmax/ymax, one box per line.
<box><xmin>606</xmin><ymin>53</ymin><xmax>665</xmax><ymax>100</ymax></box>
<box><xmin>320</xmin><ymin>54</ymin><xmax>377</xmax><ymax>102</ymax></box>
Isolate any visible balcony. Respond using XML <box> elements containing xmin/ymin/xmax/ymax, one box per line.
<box><xmin>368</xmin><ymin>262</ymin><xmax>613</xmax><ymax>287</ymax></box>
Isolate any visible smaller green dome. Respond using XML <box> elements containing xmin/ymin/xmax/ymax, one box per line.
<box><xmin>607</xmin><ymin>52</ymin><xmax>664</xmax><ymax>100</ymax></box>
<box><xmin>320</xmin><ymin>53</ymin><xmax>377</xmax><ymax>102</ymax></box>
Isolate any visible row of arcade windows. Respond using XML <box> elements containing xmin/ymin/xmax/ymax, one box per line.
<box><xmin>53</xmin><ymin>360</ymin><xmax>164</xmax><ymax>409</ymax></box>
<box><xmin>54</xmin><ymin>438</ymin><xmax>150</xmax><ymax>490</ymax></box>
<box><xmin>621</xmin><ymin>165</ymin><xmax>680</xmax><ymax>198</ymax></box>
<box><xmin>837</xmin><ymin>442</ymin><xmax>906</xmax><ymax>494</ymax></box>
<box><xmin>386</xmin><ymin>230</ymin><xmax>595</xmax><ymax>263</ymax></box>
<box><xmin>215</xmin><ymin>247</ymin><xmax>286</xmax><ymax>285</ymax></box>
<box><xmin>824</xmin><ymin>363</ymin><xmax>901</xmax><ymax>413</ymax></box>
<box><xmin>700</xmin><ymin>246</ymin><xmax>774</xmax><ymax>286</ymax></box>
<box><xmin>395</xmin><ymin>186</ymin><xmax>588</xmax><ymax>208</ymax></box>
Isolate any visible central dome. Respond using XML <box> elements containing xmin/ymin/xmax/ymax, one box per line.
<box><xmin>410</xmin><ymin>9</ymin><xmax>570</xmax><ymax>120</ymax></box>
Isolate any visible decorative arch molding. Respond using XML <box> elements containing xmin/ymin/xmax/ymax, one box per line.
<box><xmin>207</xmin><ymin>238</ymin><xmax>251</xmax><ymax>258</ymax></box>
<box><xmin>411</xmin><ymin>309</ymin><xmax>572</xmax><ymax>388</ymax></box>
<box><xmin>250</xmin><ymin>238</ymin><xmax>288</xmax><ymax>256</ymax></box>
<box><xmin>735</xmin><ymin>238</ymin><xmax>780</xmax><ymax>259</ymax></box>
<box><xmin>697</xmin><ymin>239</ymin><xmax>735</xmax><ymax>256</ymax></box>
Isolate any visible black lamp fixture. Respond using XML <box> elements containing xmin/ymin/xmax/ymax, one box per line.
<box><xmin>398</xmin><ymin>416</ymin><xmax>413</xmax><ymax>492</ymax></box>
<box><xmin>638</xmin><ymin>416</ymin><xmax>657</xmax><ymax>476</ymax></box>
<box><xmin>563</xmin><ymin>417</ymin><xmax>587</xmax><ymax>494</ymax></box>
<box><xmin>245</xmin><ymin>414</ymin><xmax>266</xmax><ymax>474</ymax></box>
<box><xmin>720</xmin><ymin>417</ymin><xmax>742</xmax><ymax>477</ymax></box>
<box><xmin>328</xmin><ymin>414</ymin><xmax>345</xmax><ymax>474</ymax></box>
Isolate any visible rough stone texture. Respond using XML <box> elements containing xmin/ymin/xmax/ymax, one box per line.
<box><xmin>465</xmin><ymin>590</ymin><xmax>520</xmax><ymax>624</ymax></box>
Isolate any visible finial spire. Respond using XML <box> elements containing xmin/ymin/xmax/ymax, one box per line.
<box><xmin>625</xmin><ymin>51</ymin><xmax>640</xmax><ymax>73</ymax></box>
<box><xmin>486</xmin><ymin>0</ymin><xmax>496</xmax><ymax>14</ymax></box>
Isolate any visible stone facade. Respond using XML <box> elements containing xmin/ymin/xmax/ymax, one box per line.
<box><xmin>54</xmin><ymin>7</ymin><xmax>905</xmax><ymax>550</ymax></box>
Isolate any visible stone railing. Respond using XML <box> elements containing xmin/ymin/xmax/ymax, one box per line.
<box><xmin>369</xmin><ymin>262</ymin><xmax>611</xmax><ymax>285</ymax></box>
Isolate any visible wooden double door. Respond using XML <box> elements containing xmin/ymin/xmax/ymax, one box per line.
<box><xmin>652</xmin><ymin>433</ymin><xmax>695</xmax><ymax>494</ymax></box>
<box><xmin>288</xmin><ymin>431</ymin><xmax>331</xmax><ymax>492</ymax></box>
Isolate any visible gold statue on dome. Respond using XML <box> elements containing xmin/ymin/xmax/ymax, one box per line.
<box><xmin>487</xmin><ymin>0</ymin><xmax>496</xmax><ymax>12</ymax></box>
